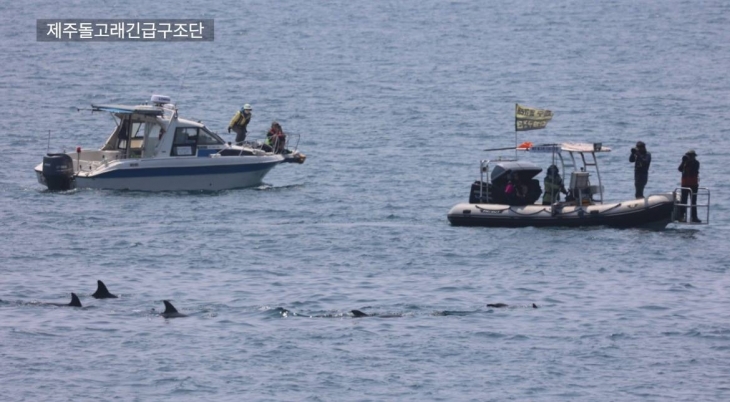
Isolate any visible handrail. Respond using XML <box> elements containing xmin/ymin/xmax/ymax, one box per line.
<box><xmin>672</xmin><ymin>187</ymin><xmax>710</xmax><ymax>224</ymax></box>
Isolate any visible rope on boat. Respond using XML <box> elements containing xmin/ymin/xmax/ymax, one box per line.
<box><xmin>508</xmin><ymin>207</ymin><xmax>550</xmax><ymax>216</ymax></box>
<box><xmin>474</xmin><ymin>205</ymin><xmax>510</xmax><ymax>213</ymax></box>
<box><xmin>555</xmin><ymin>203</ymin><xmax>623</xmax><ymax>216</ymax></box>
<box><xmin>599</xmin><ymin>203</ymin><xmax>622</xmax><ymax>213</ymax></box>
<box><xmin>552</xmin><ymin>207</ymin><xmax>584</xmax><ymax>216</ymax></box>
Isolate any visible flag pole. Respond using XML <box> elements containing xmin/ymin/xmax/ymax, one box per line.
<box><xmin>514</xmin><ymin>103</ymin><xmax>518</xmax><ymax>160</ymax></box>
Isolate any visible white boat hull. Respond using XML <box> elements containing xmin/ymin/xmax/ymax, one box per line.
<box><xmin>35</xmin><ymin>154</ymin><xmax>284</xmax><ymax>191</ymax></box>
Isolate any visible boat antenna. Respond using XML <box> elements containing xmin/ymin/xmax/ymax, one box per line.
<box><xmin>174</xmin><ymin>59</ymin><xmax>192</xmax><ymax>107</ymax></box>
<box><xmin>47</xmin><ymin>130</ymin><xmax>52</xmax><ymax>154</ymax></box>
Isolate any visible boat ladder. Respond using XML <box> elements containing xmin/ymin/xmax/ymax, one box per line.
<box><xmin>671</xmin><ymin>187</ymin><xmax>710</xmax><ymax>225</ymax></box>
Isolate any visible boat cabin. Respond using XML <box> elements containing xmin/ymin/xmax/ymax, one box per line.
<box><xmin>95</xmin><ymin>98</ymin><xmax>227</xmax><ymax>161</ymax></box>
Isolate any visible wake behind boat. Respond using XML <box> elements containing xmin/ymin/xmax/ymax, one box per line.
<box><xmin>447</xmin><ymin>142</ymin><xmax>710</xmax><ymax>229</ymax></box>
<box><xmin>35</xmin><ymin>95</ymin><xmax>305</xmax><ymax>192</ymax></box>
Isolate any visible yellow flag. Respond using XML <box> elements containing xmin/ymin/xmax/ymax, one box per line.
<box><xmin>515</xmin><ymin>104</ymin><xmax>553</xmax><ymax>131</ymax></box>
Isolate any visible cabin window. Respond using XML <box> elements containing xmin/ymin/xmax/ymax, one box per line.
<box><xmin>171</xmin><ymin>127</ymin><xmax>198</xmax><ymax>156</ymax></box>
<box><xmin>131</xmin><ymin>122</ymin><xmax>146</xmax><ymax>139</ymax></box>
<box><xmin>198</xmin><ymin>128</ymin><xmax>224</xmax><ymax>145</ymax></box>
<box><xmin>116</xmin><ymin>119</ymin><xmax>131</xmax><ymax>150</ymax></box>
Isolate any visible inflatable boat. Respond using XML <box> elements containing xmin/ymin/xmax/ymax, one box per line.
<box><xmin>447</xmin><ymin>142</ymin><xmax>702</xmax><ymax>229</ymax></box>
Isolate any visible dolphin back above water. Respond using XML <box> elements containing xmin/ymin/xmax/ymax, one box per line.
<box><xmin>351</xmin><ymin>309</ymin><xmax>404</xmax><ymax>318</ymax></box>
<box><xmin>92</xmin><ymin>280</ymin><xmax>118</xmax><ymax>299</ymax></box>
<box><xmin>161</xmin><ymin>300</ymin><xmax>187</xmax><ymax>318</ymax></box>
<box><xmin>487</xmin><ymin>303</ymin><xmax>538</xmax><ymax>309</ymax></box>
<box><xmin>47</xmin><ymin>293</ymin><xmax>82</xmax><ymax>307</ymax></box>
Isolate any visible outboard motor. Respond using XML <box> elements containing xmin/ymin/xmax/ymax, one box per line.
<box><xmin>42</xmin><ymin>153</ymin><xmax>75</xmax><ymax>190</ymax></box>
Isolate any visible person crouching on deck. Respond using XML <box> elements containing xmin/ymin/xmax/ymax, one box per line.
<box><xmin>228</xmin><ymin>104</ymin><xmax>253</xmax><ymax>144</ymax></box>
<box><xmin>264</xmin><ymin>121</ymin><xmax>287</xmax><ymax>154</ymax></box>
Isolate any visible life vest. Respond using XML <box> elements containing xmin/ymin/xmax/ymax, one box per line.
<box><xmin>542</xmin><ymin>176</ymin><xmax>563</xmax><ymax>203</ymax></box>
<box><xmin>230</xmin><ymin>111</ymin><xmax>251</xmax><ymax>129</ymax></box>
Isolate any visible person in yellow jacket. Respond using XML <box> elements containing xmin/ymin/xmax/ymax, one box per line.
<box><xmin>228</xmin><ymin>104</ymin><xmax>252</xmax><ymax>144</ymax></box>
<box><xmin>542</xmin><ymin>165</ymin><xmax>567</xmax><ymax>205</ymax></box>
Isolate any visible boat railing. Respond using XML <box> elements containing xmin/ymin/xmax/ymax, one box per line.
<box><xmin>238</xmin><ymin>132</ymin><xmax>299</xmax><ymax>155</ymax></box>
<box><xmin>564</xmin><ymin>150</ymin><xmax>604</xmax><ymax>204</ymax></box>
<box><xmin>239</xmin><ymin>139</ymin><xmax>266</xmax><ymax>151</ymax></box>
<box><xmin>478</xmin><ymin>159</ymin><xmax>490</xmax><ymax>202</ymax></box>
<box><xmin>671</xmin><ymin>187</ymin><xmax>710</xmax><ymax>224</ymax></box>
<box><xmin>285</xmin><ymin>133</ymin><xmax>300</xmax><ymax>152</ymax></box>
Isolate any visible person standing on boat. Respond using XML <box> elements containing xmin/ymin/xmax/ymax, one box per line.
<box><xmin>678</xmin><ymin>149</ymin><xmax>701</xmax><ymax>223</ymax></box>
<box><xmin>228</xmin><ymin>104</ymin><xmax>253</xmax><ymax>144</ymax></box>
<box><xmin>629</xmin><ymin>141</ymin><xmax>651</xmax><ymax>198</ymax></box>
<box><xmin>542</xmin><ymin>165</ymin><xmax>567</xmax><ymax>205</ymax></box>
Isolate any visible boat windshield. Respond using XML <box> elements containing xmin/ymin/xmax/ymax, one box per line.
<box><xmin>198</xmin><ymin>127</ymin><xmax>225</xmax><ymax>145</ymax></box>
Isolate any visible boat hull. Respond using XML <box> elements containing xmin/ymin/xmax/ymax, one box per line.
<box><xmin>447</xmin><ymin>194</ymin><xmax>675</xmax><ymax>229</ymax></box>
<box><xmin>35</xmin><ymin>155</ymin><xmax>283</xmax><ymax>191</ymax></box>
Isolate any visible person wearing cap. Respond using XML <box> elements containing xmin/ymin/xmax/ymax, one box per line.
<box><xmin>678</xmin><ymin>149</ymin><xmax>701</xmax><ymax>223</ymax></box>
<box><xmin>228</xmin><ymin>104</ymin><xmax>253</xmax><ymax>144</ymax></box>
<box><xmin>629</xmin><ymin>141</ymin><xmax>651</xmax><ymax>198</ymax></box>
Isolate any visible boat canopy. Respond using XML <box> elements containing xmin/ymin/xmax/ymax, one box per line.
<box><xmin>517</xmin><ymin>142</ymin><xmax>611</xmax><ymax>153</ymax></box>
<box><xmin>491</xmin><ymin>160</ymin><xmax>543</xmax><ymax>182</ymax></box>
<box><xmin>91</xmin><ymin>104</ymin><xmax>164</xmax><ymax>117</ymax></box>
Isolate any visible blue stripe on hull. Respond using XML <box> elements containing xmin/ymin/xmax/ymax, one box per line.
<box><xmin>94</xmin><ymin>161</ymin><xmax>280</xmax><ymax>179</ymax></box>
<box><xmin>197</xmin><ymin>149</ymin><xmax>219</xmax><ymax>157</ymax></box>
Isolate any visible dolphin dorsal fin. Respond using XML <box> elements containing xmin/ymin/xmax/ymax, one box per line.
<box><xmin>351</xmin><ymin>309</ymin><xmax>369</xmax><ymax>317</ymax></box>
<box><xmin>92</xmin><ymin>280</ymin><xmax>117</xmax><ymax>299</ymax></box>
<box><xmin>69</xmin><ymin>293</ymin><xmax>82</xmax><ymax>307</ymax></box>
<box><xmin>163</xmin><ymin>300</ymin><xmax>179</xmax><ymax>314</ymax></box>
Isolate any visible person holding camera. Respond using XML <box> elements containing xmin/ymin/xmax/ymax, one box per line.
<box><xmin>629</xmin><ymin>141</ymin><xmax>651</xmax><ymax>198</ymax></box>
<box><xmin>678</xmin><ymin>149</ymin><xmax>701</xmax><ymax>223</ymax></box>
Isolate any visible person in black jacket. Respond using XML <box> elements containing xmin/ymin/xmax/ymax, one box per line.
<box><xmin>629</xmin><ymin>141</ymin><xmax>651</xmax><ymax>198</ymax></box>
<box><xmin>678</xmin><ymin>149</ymin><xmax>701</xmax><ymax>223</ymax></box>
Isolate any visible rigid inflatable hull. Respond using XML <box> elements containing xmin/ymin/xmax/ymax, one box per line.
<box><xmin>447</xmin><ymin>194</ymin><xmax>675</xmax><ymax>229</ymax></box>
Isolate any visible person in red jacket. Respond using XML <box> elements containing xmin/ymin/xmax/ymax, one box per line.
<box><xmin>678</xmin><ymin>149</ymin><xmax>701</xmax><ymax>223</ymax></box>
<box><xmin>265</xmin><ymin>121</ymin><xmax>287</xmax><ymax>153</ymax></box>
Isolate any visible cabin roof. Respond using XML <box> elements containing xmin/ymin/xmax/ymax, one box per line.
<box><xmin>91</xmin><ymin>104</ymin><xmax>164</xmax><ymax>116</ymax></box>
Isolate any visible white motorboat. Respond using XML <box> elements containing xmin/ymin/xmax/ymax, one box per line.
<box><xmin>35</xmin><ymin>95</ymin><xmax>305</xmax><ymax>191</ymax></box>
<box><xmin>447</xmin><ymin>142</ymin><xmax>710</xmax><ymax>229</ymax></box>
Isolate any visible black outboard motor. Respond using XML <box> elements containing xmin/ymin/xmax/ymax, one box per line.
<box><xmin>42</xmin><ymin>153</ymin><xmax>75</xmax><ymax>191</ymax></box>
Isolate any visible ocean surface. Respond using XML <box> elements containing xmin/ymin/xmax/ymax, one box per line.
<box><xmin>1</xmin><ymin>1</ymin><xmax>729</xmax><ymax>400</ymax></box>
